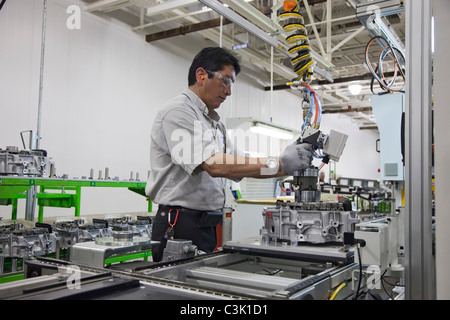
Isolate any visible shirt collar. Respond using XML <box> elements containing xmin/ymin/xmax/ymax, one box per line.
<box><xmin>183</xmin><ymin>88</ymin><xmax>221</xmax><ymax>122</ymax></box>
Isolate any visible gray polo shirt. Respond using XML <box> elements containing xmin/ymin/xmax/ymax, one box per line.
<box><xmin>145</xmin><ymin>89</ymin><xmax>242</xmax><ymax>211</ymax></box>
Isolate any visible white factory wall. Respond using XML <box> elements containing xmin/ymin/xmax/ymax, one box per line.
<box><xmin>0</xmin><ymin>0</ymin><xmax>380</xmax><ymax>223</ymax></box>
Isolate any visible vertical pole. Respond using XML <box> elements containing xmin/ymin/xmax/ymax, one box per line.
<box><xmin>148</xmin><ymin>199</ymin><xmax>152</xmax><ymax>213</ymax></box>
<box><xmin>25</xmin><ymin>0</ymin><xmax>47</xmax><ymax>222</ymax></box>
<box><xmin>75</xmin><ymin>186</ymin><xmax>81</xmax><ymax>217</ymax></box>
<box><xmin>36</xmin><ymin>0</ymin><xmax>48</xmax><ymax>149</ymax></box>
<box><xmin>404</xmin><ymin>0</ymin><xmax>435</xmax><ymax>300</ymax></box>
<box><xmin>11</xmin><ymin>198</ymin><xmax>18</xmax><ymax>220</ymax></box>
<box><xmin>25</xmin><ymin>187</ymin><xmax>37</xmax><ymax>222</ymax></box>
<box><xmin>38</xmin><ymin>186</ymin><xmax>44</xmax><ymax>223</ymax></box>
<box><xmin>219</xmin><ymin>15</ymin><xmax>223</xmax><ymax>48</ymax></box>
<box><xmin>433</xmin><ymin>0</ymin><xmax>450</xmax><ymax>300</ymax></box>
<box><xmin>326</xmin><ymin>0</ymin><xmax>332</xmax><ymax>61</ymax></box>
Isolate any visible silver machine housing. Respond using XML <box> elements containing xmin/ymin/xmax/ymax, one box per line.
<box><xmin>0</xmin><ymin>146</ymin><xmax>54</xmax><ymax>177</ymax></box>
<box><xmin>261</xmin><ymin>167</ymin><xmax>359</xmax><ymax>244</ymax></box>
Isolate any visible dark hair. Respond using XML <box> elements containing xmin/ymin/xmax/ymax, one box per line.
<box><xmin>188</xmin><ymin>47</ymin><xmax>241</xmax><ymax>86</ymax></box>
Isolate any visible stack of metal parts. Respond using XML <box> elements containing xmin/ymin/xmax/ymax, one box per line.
<box><xmin>52</xmin><ymin>219</ymin><xmax>112</xmax><ymax>251</ymax></box>
<box><xmin>53</xmin><ymin>216</ymin><xmax>153</xmax><ymax>263</ymax></box>
<box><xmin>0</xmin><ymin>146</ymin><xmax>54</xmax><ymax>177</ymax></box>
<box><xmin>0</xmin><ymin>222</ymin><xmax>57</xmax><ymax>274</ymax></box>
<box><xmin>0</xmin><ymin>215</ymin><xmax>153</xmax><ymax>275</ymax></box>
<box><xmin>53</xmin><ymin>216</ymin><xmax>152</xmax><ymax>249</ymax></box>
<box><xmin>261</xmin><ymin>167</ymin><xmax>360</xmax><ymax>245</ymax></box>
<box><xmin>61</xmin><ymin>216</ymin><xmax>155</xmax><ymax>268</ymax></box>
<box><xmin>106</xmin><ymin>216</ymin><xmax>152</xmax><ymax>239</ymax></box>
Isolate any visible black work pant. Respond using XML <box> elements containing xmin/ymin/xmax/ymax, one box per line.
<box><xmin>151</xmin><ymin>205</ymin><xmax>219</xmax><ymax>262</ymax></box>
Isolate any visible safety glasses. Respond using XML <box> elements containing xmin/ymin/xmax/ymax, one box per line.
<box><xmin>206</xmin><ymin>70</ymin><xmax>235</xmax><ymax>88</ymax></box>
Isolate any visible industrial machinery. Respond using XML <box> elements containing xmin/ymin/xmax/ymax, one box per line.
<box><xmin>53</xmin><ymin>218</ymin><xmax>113</xmax><ymax>251</ymax></box>
<box><xmin>0</xmin><ymin>222</ymin><xmax>57</xmax><ymax>270</ymax></box>
<box><xmin>0</xmin><ymin>146</ymin><xmax>55</xmax><ymax>178</ymax></box>
<box><xmin>0</xmin><ymin>1</ymin><xmax>407</xmax><ymax>301</ymax></box>
<box><xmin>0</xmin><ymin>215</ymin><xmax>154</xmax><ymax>279</ymax></box>
<box><xmin>0</xmin><ymin>116</ymin><xmax>404</xmax><ymax>299</ymax></box>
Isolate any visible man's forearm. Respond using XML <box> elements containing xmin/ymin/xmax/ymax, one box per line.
<box><xmin>201</xmin><ymin>153</ymin><xmax>287</xmax><ymax>179</ymax></box>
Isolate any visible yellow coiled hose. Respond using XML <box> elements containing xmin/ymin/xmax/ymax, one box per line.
<box><xmin>278</xmin><ymin>1</ymin><xmax>315</xmax><ymax>83</ymax></box>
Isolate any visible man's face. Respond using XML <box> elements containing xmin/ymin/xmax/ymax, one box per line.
<box><xmin>202</xmin><ymin>64</ymin><xmax>235</xmax><ymax>111</ymax></box>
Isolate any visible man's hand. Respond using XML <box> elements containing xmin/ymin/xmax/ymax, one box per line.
<box><xmin>279</xmin><ymin>143</ymin><xmax>313</xmax><ymax>175</ymax></box>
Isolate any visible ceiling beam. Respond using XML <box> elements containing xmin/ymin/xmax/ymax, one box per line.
<box><xmin>145</xmin><ymin>18</ymin><xmax>232</xmax><ymax>42</ymax></box>
<box><xmin>146</xmin><ymin>0</ymin><xmax>198</xmax><ymax>17</ymax></box>
<box><xmin>264</xmin><ymin>71</ymin><xmax>396</xmax><ymax>90</ymax></box>
<box><xmin>322</xmin><ymin>106</ymin><xmax>373</xmax><ymax>114</ymax></box>
<box><xmin>85</xmin><ymin>0</ymin><xmax>130</xmax><ymax>13</ymax></box>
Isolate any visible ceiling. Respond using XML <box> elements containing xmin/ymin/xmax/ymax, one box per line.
<box><xmin>80</xmin><ymin>0</ymin><xmax>406</xmax><ymax>129</ymax></box>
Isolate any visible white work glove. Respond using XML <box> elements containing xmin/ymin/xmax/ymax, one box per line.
<box><xmin>279</xmin><ymin>143</ymin><xmax>312</xmax><ymax>175</ymax></box>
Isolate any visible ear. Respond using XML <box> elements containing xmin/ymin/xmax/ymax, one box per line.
<box><xmin>196</xmin><ymin>68</ymin><xmax>207</xmax><ymax>83</ymax></box>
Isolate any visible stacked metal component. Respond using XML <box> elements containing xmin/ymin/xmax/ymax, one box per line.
<box><xmin>0</xmin><ymin>223</ymin><xmax>57</xmax><ymax>263</ymax></box>
<box><xmin>0</xmin><ymin>216</ymin><xmax>152</xmax><ymax>266</ymax></box>
<box><xmin>278</xmin><ymin>0</ymin><xmax>315</xmax><ymax>83</ymax></box>
<box><xmin>106</xmin><ymin>216</ymin><xmax>152</xmax><ymax>239</ymax></box>
<box><xmin>53</xmin><ymin>216</ymin><xmax>152</xmax><ymax>250</ymax></box>
<box><xmin>261</xmin><ymin>165</ymin><xmax>359</xmax><ymax>244</ymax></box>
<box><xmin>52</xmin><ymin>219</ymin><xmax>112</xmax><ymax>250</ymax></box>
<box><xmin>0</xmin><ymin>146</ymin><xmax>54</xmax><ymax>177</ymax></box>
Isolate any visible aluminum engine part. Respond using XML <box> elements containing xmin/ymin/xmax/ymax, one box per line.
<box><xmin>261</xmin><ymin>204</ymin><xmax>360</xmax><ymax>244</ymax></box>
<box><xmin>53</xmin><ymin>220</ymin><xmax>112</xmax><ymax>248</ymax></box>
<box><xmin>107</xmin><ymin>216</ymin><xmax>152</xmax><ymax>238</ymax></box>
<box><xmin>0</xmin><ymin>146</ymin><xmax>54</xmax><ymax>177</ymax></box>
<box><xmin>52</xmin><ymin>217</ymin><xmax>152</xmax><ymax>249</ymax></box>
<box><xmin>0</xmin><ymin>224</ymin><xmax>57</xmax><ymax>259</ymax></box>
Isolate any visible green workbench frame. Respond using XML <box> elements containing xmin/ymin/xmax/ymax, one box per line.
<box><xmin>0</xmin><ymin>176</ymin><xmax>151</xmax><ymax>222</ymax></box>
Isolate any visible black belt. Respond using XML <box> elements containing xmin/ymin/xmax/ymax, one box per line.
<box><xmin>158</xmin><ymin>205</ymin><xmax>208</xmax><ymax>215</ymax></box>
<box><xmin>158</xmin><ymin>205</ymin><xmax>222</xmax><ymax>227</ymax></box>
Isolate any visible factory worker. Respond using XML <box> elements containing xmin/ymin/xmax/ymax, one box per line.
<box><xmin>146</xmin><ymin>47</ymin><xmax>312</xmax><ymax>262</ymax></box>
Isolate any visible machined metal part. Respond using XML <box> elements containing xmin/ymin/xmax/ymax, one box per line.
<box><xmin>94</xmin><ymin>234</ymin><xmax>151</xmax><ymax>247</ymax></box>
<box><xmin>52</xmin><ymin>216</ymin><xmax>152</xmax><ymax>250</ymax></box>
<box><xmin>53</xmin><ymin>220</ymin><xmax>112</xmax><ymax>249</ymax></box>
<box><xmin>293</xmin><ymin>167</ymin><xmax>321</xmax><ymax>202</ymax></box>
<box><xmin>107</xmin><ymin>216</ymin><xmax>152</xmax><ymax>239</ymax></box>
<box><xmin>261</xmin><ymin>205</ymin><xmax>359</xmax><ymax>244</ymax></box>
<box><xmin>0</xmin><ymin>147</ymin><xmax>54</xmax><ymax>177</ymax></box>
<box><xmin>0</xmin><ymin>224</ymin><xmax>57</xmax><ymax>262</ymax></box>
<box><xmin>112</xmin><ymin>230</ymin><xmax>133</xmax><ymax>242</ymax></box>
<box><xmin>162</xmin><ymin>239</ymin><xmax>198</xmax><ymax>262</ymax></box>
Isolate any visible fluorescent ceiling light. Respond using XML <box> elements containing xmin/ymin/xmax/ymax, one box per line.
<box><xmin>226</xmin><ymin>117</ymin><xmax>300</xmax><ymax>141</ymax></box>
<box><xmin>250</xmin><ymin>123</ymin><xmax>294</xmax><ymax>140</ymax></box>
<box><xmin>348</xmin><ymin>84</ymin><xmax>362</xmax><ymax>95</ymax></box>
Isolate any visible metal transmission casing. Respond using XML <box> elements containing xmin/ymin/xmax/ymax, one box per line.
<box><xmin>0</xmin><ymin>146</ymin><xmax>54</xmax><ymax>177</ymax></box>
<box><xmin>0</xmin><ymin>223</ymin><xmax>57</xmax><ymax>259</ymax></box>
<box><xmin>261</xmin><ymin>203</ymin><xmax>359</xmax><ymax>244</ymax></box>
<box><xmin>261</xmin><ymin>166</ymin><xmax>359</xmax><ymax>245</ymax></box>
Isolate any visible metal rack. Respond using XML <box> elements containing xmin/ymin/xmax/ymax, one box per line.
<box><xmin>0</xmin><ymin>176</ymin><xmax>151</xmax><ymax>222</ymax></box>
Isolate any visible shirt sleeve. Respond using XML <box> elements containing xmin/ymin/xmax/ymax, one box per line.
<box><xmin>217</xmin><ymin>122</ymin><xmax>244</xmax><ymax>183</ymax></box>
<box><xmin>162</xmin><ymin>108</ymin><xmax>219</xmax><ymax>176</ymax></box>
